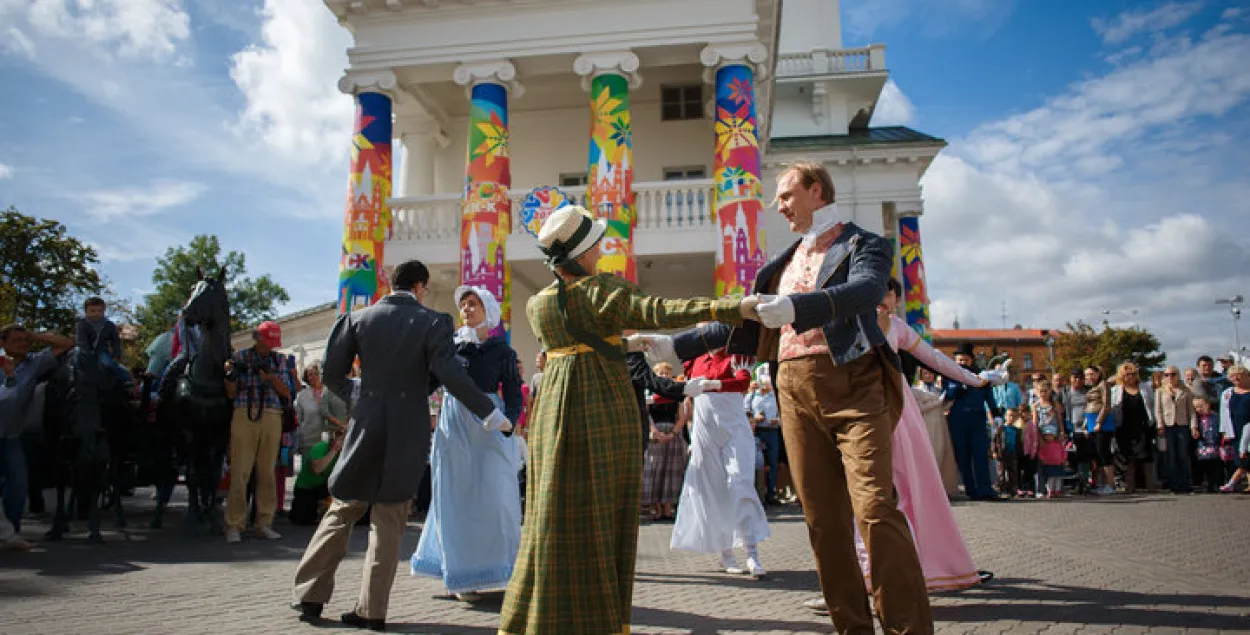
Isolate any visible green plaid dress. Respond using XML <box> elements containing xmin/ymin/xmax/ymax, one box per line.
<box><xmin>499</xmin><ymin>273</ymin><xmax>740</xmax><ymax>635</ymax></box>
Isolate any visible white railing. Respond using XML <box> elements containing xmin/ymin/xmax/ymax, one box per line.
<box><xmin>388</xmin><ymin>179</ymin><xmax>716</xmax><ymax>244</ymax></box>
<box><xmin>776</xmin><ymin>45</ymin><xmax>886</xmax><ymax>76</ymax></box>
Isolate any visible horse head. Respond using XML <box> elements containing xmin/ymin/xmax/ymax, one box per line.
<box><xmin>182</xmin><ymin>266</ymin><xmax>232</xmax><ymax>376</ymax></box>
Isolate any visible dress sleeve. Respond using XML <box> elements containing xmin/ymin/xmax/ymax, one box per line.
<box><xmin>891</xmin><ymin>315</ymin><xmax>984</xmax><ymax>387</ymax></box>
<box><xmin>599</xmin><ymin>275</ymin><xmax>743</xmax><ymax>332</ymax></box>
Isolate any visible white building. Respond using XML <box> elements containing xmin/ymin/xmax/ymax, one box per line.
<box><xmin>256</xmin><ymin>0</ymin><xmax>945</xmax><ymax>375</ymax></box>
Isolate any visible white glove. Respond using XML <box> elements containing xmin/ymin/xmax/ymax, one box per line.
<box><xmin>682</xmin><ymin>378</ymin><xmax>708</xmax><ymax>397</ymax></box>
<box><xmin>755</xmin><ymin>295</ymin><xmax>796</xmax><ymax>329</ymax></box>
<box><xmin>482</xmin><ymin>409</ymin><xmax>513</xmax><ymax>433</ymax></box>
<box><xmin>640</xmin><ymin>334</ymin><xmax>675</xmax><ymax>364</ymax></box>
<box><xmin>979</xmin><ymin>369</ymin><xmax>1010</xmax><ymax>387</ymax></box>
<box><xmin>702</xmin><ymin>379</ymin><xmax>723</xmax><ymax>392</ymax></box>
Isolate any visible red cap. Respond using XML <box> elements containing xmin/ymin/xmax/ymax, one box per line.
<box><xmin>256</xmin><ymin>321</ymin><xmax>282</xmax><ymax>348</ymax></box>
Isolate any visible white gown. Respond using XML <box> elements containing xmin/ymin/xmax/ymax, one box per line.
<box><xmin>670</xmin><ymin>391</ymin><xmax>771</xmax><ymax>553</ymax></box>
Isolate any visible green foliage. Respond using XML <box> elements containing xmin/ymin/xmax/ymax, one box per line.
<box><xmin>134</xmin><ymin>235</ymin><xmax>290</xmax><ymax>347</ymax></box>
<box><xmin>0</xmin><ymin>206</ymin><xmax>104</xmax><ymax>335</ymax></box>
<box><xmin>1054</xmin><ymin>320</ymin><xmax>1166</xmax><ymax>376</ymax></box>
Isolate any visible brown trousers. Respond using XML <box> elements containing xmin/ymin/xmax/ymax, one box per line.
<box><xmin>776</xmin><ymin>351</ymin><xmax>933</xmax><ymax>635</ymax></box>
<box><xmin>292</xmin><ymin>498</ymin><xmax>411</xmax><ymax>620</ymax></box>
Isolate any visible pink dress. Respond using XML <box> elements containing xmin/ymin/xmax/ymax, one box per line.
<box><xmin>856</xmin><ymin>315</ymin><xmax>984</xmax><ymax>591</ymax></box>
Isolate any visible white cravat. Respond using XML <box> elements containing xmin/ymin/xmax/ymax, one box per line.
<box><xmin>801</xmin><ymin>202</ymin><xmax>847</xmax><ymax>248</ymax></box>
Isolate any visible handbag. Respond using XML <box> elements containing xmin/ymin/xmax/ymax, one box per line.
<box><xmin>1218</xmin><ymin>439</ymin><xmax>1238</xmax><ymax>463</ymax></box>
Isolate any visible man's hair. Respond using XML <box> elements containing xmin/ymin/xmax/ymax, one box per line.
<box><xmin>0</xmin><ymin>323</ymin><xmax>26</xmax><ymax>342</ymax></box>
<box><xmin>392</xmin><ymin>260</ymin><xmax>430</xmax><ymax>292</ymax></box>
<box><xmin>779</xmin><ymin>161</ymin><xmax>835</xmax><ymax>204</ymax></box>
<box><xmin>83</xmin><ymin>296</ymin><xmax>106</xmax><ymax>310</ymax></box>
<box><xmin>886</xmin><ymin>278</ymin><xmax>903</xmax><ymax>298</ymax></box>
<box><xmin>1197</xmin><ymin>355</ymin><xmax>1214</xmax><ymax>365</ymax></box>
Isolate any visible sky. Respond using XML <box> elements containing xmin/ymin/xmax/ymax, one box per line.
<box><xmin>0</xmin><ymin>0</ymin><xmax>1247</xmax><ymax>365</ymax></box>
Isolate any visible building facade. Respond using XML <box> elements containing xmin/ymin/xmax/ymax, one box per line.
<box><xmin>257</xmin><ymin>0</ymin><xmax>946</xmax><ymax>375</ymax></box>
<box><xmin>931</xmin><ymin>328</ymin><xmax>1058</xmax><ymax>375</ymax></box>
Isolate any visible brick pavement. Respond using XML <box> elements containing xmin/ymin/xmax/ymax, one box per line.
<box><xmin>1</xmin><ymin>491</ymin><xmax>1247</xmax><ymax>634</ymax></box>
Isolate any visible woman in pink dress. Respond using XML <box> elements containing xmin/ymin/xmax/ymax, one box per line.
<box><xmin>806</xmin><ymin>280</ymin><xmax>1003</xmax><ymax>614</ymax></box>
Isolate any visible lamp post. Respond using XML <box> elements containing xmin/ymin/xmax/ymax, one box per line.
<box><xmin>1100</xmin><ymin>308</ymin><xmax>1140</xmax><ymax>328</ymax></box>
<box><xmin>1216</xmin><ymin>295</ymin><xmax>1244</xmax><ymax>356</ymax></box>
<box><xmin>1043</xmin><ymin>330</ymin><xmax>1056</xmax><ymax>372</ymax></box>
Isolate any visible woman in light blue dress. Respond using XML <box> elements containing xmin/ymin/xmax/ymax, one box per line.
<box><xmin>411</xmin><ymin>286</ymin><xmax>524</xmax><ymax>601</ymax></box>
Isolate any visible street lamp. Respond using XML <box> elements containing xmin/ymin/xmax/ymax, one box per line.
<box><xmin>1042</xmin><ymin>330</ymin><xmax>1056</xmax><ymax>372</ymax></box>
<box><xmin>1100</xmin><ymin>309</ymin><xmax>1140</xmax><ymax>328</ymax></box>
<box><xmin>1216</xmin><ymin>295</ymin><xmax>1244</xmax><ymax>355</ymax></box>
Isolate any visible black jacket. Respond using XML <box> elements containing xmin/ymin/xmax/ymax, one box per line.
<box><xmin>627</xmin><ymin>351</ymin><xmax>686</xmax><ymax>452</ymax></box>
<box><xmin>455</xmin><ymin>336</ymin><xmax>524</xmax><ymax>431</ymax></box>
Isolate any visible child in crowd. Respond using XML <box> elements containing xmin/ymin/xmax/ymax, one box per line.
<box><xmin>1017</xmin><ymin>404</ymin><xmax>1040</xmax><ymax>497</ymax></box>
<box><xmin>992</xmin><ymin>410</ymin><xmax>1020</xmax><ymax>496</ymax></box>
<box><xmin>1037</xmin><ymin>424</ymin><xmax>1067</xmax><ymax>498</ymax></box>
<box><xmin>76</xmin><ymin>296</ymin><xmax>129</xmax><ymax>381</ymax></box>
<box><xmin>289</xmin><ymin>429</ymin><xmax>344</xmax><ymax>525</ymax></box>
<box><xmin>1194</xmin><ymin>397</ymin><xmax>1227</xmax><ymax>493</ymax></box>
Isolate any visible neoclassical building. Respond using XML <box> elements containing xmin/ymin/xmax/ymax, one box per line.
<box><xmin>258</xmin><ymin>0</ymin><xmax>945</xmax><ymax>373</ymax></box>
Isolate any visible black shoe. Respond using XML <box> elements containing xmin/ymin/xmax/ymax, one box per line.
<box><xmin>341</xmin><ymin>611</ymin><xmax>386</xmax><ymax>631</ymax></box>
<box><xmin>291</xmin><ymin>601</ymin><xmax>323</xmax><ymax>623</ymax></box>
<box><xmin>977</xmin><ymin>570</ymin><xmax>995</xmax><ymax>583</ymax></box>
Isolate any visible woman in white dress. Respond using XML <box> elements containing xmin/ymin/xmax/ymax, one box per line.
<box><xmin>669</xmin><ymin>348</ymin><xmax>771</xmax><ymax>577</ymax></box>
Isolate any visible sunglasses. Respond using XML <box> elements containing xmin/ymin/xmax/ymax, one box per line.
<box><xmin>1164</xmin><ymin>372</ymin><xmax>1178</xmax><ymax>376</ymax></box>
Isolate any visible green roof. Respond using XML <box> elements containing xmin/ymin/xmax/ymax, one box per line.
<box><xmin>768</xmin><ymin>126</ymin><xmax>945</xmax><ymax>151</ymax></box>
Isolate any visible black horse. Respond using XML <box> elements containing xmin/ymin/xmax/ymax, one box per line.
<box><xmin>152</xmin><ymin>267</ymin><xmax>234</xmax><ymax>534</ymax></box>
<box><xmin>43</xmin><ymin>346</ymin><xmax>135</xmax><ymax>542</ymax></box>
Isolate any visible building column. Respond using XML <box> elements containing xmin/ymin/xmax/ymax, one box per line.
<box><xmin>395</xmin><ymin>116</ymin><xmax>445</xmax><ymax>197</ymax></box>
<box><xmin>575</xmin><ymin>51</ymin><xmax>641</xmax><ymax>282</ymax></box>
<box><xmin>335</xmin><ymin>70</ymin><xmax>397</xmax><ymax>315</ymax></box>
<box><xmin>702</xmin><ymin>43</ymin><xmax>769</xmax><ymax>298</ymax></box>
<box><xmin>453</xmin><ymin>61</ymin><xmax>522</xmax><ymax>339</ymax></box>
<box><xmin>896</xmin><ymin>201</ymin><xmax>932</xmax><ymax>340</ymax></box>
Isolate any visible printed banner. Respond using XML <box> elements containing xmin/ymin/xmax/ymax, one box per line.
<box><xmin>460</xmin><ymin>82</ymin><xmax>512</xmax><ymax>339</ymax></box>
<box><xmin>712</xmin><ymin>65</ymin><xmax>766</xmax><ymax>298</ymax></box>
<box><xmin>337</xmin><ymin>92</ymin><xmax>393</xmax><ymax>315</ymax></box>
<box><xmin>520</xmin><ymin>186</ymin><xmax>571</xmax><ymax>238</ymax></box>
<box><xmin>585</xmin><ymin>73</ymin><xmax>636</xmax><ymax>281</ymax></box>
<box><xmin>899</xmin><ymin>216</ymin><xmax>931</xmax><ymax>341</ymax></box>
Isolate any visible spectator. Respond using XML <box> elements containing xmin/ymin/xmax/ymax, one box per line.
<box><xmin>1193</xmin><ymin>396</ymin><xmax>1225</xmax><ymax>493</ymax></box>
<box><xmin>289</xmin><ymin>428</ymin><xmax>344</xmax><ymax>525</ymax></box>
<box><xmin>1</xmin><ymin>324</ymin><xmax>72</xmax><ymax>536</ymax></box>
<box><xmin>992</xmin><ymin>410</ymin><xmax>1020</xmax><ymax>497</ymax></box>
<box><xmin>1110</xmin><ymin>362</ymin><xmax>1156</xmax><ymax>494</ymax></box>
<box><xmin>1084</xmin><ymin>366</ymin><xmax>1115</xmax><ymax>495</ymax></box>
<box><xmin>1184</xmin><ymin>367</ymin><xmax>1199</xmax><ymax>387</ymax></box>
<box><xmin>1218</xmin><ymin>365</ymin><xmax>1250</xmax><ymax>492</ymax></box>
<box><xmin>750</xmin><ymin>378</ymin><xmax>782</xmax><ymax>506</ymax></box>
<box><xmin>1018</xmin><ymin>403</ymin><xmax>1039</xmax><ymax>497</ymax></box>
<box><xmin>1192</xmin><ymin>356</ymin><xmax>1232</xmax><ymax>413</ymax></box>
<box><xmin>145</xmin><ymin>321</ymin><xmax>177</xmax><ymax>378</ymax></box>
<box><xmin>1154</xmin><ymin>365</ymin><xmax>1196</xmax><ymax>494</ymax></box>
<box><xmin>293</xmin><ymin>365</ymin><xmax>329</xmax><ymax>459</ymax></box>
<box><xmin>993</xmin><ymin>369</ymin><xmax>1024</xmax><ymax>412</ymax></box>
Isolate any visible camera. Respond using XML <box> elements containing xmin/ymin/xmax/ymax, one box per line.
<box><xmin>228</xmin><ymin>356</ymin><xmax>275</xmax><ymax>382</ymax></box>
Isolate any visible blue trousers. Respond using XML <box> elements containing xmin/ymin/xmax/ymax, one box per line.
<box><xmin>1163</xmin><ymin>427</ymin><xmax>1192</xmax><ymax>492</ymax></box>
<box><xmin>755</xmin><ymin>427</ymin><xmax>781</xmax><ymax>497</ymax></box>
<box><xmin>948</xmin><ymin>413</ymin><xmax>995</xmax><ymax>498</ymax></box>
<box><xmin>0</xmin><ymin>437</ymin><xmax>29</xmax><ymax>533</ymax></box>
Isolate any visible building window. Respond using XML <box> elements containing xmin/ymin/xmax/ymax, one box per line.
<box><xmin>661</xmin><ymin>85</ymin><xmax>703</xmax><ymax>121</ymax></box>
<box><xmin>558</xmin><ymin>173</ymin><xmax>588</xmax><ymax>187</ymax></box>
<box><xmin>662</xmin><ymin>166</ymin><xmax>707</xmax><ymax>181</ymax></box>
<box><xmin>1022</xmin><ymin>353</ymin><xmax>1034</xmax><ymax>370</ymax></box>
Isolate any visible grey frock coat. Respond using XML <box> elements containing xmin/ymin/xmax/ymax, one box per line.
<box><xmin>323</xmin><ymin>293</ymin><xmax>496</xmax><ymax>503</ymax></box>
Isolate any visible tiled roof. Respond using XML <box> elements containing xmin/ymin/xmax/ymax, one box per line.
<box><xmin>769</xmin><ymin>126</ymin><xmax>946</xmax><ymax>150</ymax></box>
<box><xmin>931</xmin><ymin>328</ymin><xmax>1052</xmax><ymax>341</ymax></box>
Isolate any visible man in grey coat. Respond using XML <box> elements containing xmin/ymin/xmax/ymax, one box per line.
<box><xmin>291</xmin><ymin>260</ymin><xmax>511</xmax><ymax>631</ymax></box>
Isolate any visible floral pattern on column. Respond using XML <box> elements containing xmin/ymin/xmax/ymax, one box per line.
<box><xmin>712</xmin><ymin>64</ymin><xmax>766</xmax><ymax>298</ymax></box>
<box><xmin>585</xmin><ymin>73</ymin><xmax>636</xmax><ymax>282</ymax></box>
<box><xmin>899</xmin><ymin>215</ymin><xmax>931</xmax><ymax>340</ymax></box>
<box><xmin>338</xmin><ymin>91</ymin><xmax>393</xmax><ymax>315</ymax></box>
<box><xmin>460</xmin><ymin>82</ymin><xmax>512</xmax><ymax>339</ymax></box>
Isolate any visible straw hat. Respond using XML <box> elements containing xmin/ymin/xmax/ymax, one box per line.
<box><xmin>537</xmin><ymin>205</ymin><xmax>606</xmax><ymax>261</ymax></box>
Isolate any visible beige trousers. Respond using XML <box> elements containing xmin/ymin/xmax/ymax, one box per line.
<box><xmin>224</xmin><ymin>407</ymin><xmax>284</xmax><ymax>531</ymax></box>
<box><xmin>292</xmin><ymin>499</ymin><xmax>411</xmax><ymax>620</ymax></box>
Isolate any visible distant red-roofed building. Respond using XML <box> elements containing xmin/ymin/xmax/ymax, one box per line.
<box><xmin>931</xmin><ymin>327</ymin><xmax>1059</xmax><ymax>374</ymax></box>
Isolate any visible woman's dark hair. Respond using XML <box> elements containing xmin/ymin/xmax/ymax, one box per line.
<box><xmin>1084</xmin><ymin>365</ymin><xmax>1103</xmax><ymax>380</ymax></box>
<box><xmin>392</xmin><ymin>260</ymin><xmax>430</xmax><ymax>292</ymax></box>
<box><xmin>302</xmin><ymin>365</ymin><xmax>320</xmax><ymax>385</ymax></box>
<box><xmin>886</xmin><ymin>278</ymin><xmax>903</xmax><ymax>299</ymax></box>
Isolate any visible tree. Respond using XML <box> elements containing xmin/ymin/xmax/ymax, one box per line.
<box><xmin>1054</xmin><ymin>320</ymin><xmax>1166</xmax><ymax>377</ymax></box>
<box><xmin>134</xmin><ymin>235</ymin><xmax>290</xmax><ymax>347</ymax></box>
<box><xmin>0</xmin><ymin>206</ymin><xmax>104</xmax><ymax>335</ymax></box>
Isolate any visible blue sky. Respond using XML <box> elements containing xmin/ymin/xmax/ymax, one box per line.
<box><xmin>1</xmin><ymin>0</ymin><xmax>1248</xmax><ymax>364</ymax></box>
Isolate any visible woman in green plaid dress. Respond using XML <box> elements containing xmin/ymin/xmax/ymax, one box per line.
<box><xmin>499</xmin><ymin>207</ymin><xmax>751</xmax><ymax>635</ymax></box>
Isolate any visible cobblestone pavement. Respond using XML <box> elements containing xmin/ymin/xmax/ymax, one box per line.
<box><xmin>1</xmin><ymin>489</ymin><xmax>1247</xmax><ymax>634</ymax></box>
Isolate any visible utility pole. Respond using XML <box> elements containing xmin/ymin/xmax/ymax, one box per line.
<box><xmin>1001</xmin><ymin>301</ymin><xmax>1007</xmax><ymax>330</ymax></box>
<box><xmin>1216</xmin><ymin>295</ymin><xmax>1244</xmax><ymax>355</ymax></box>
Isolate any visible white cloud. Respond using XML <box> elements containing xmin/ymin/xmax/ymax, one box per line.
<box><xmin>921</xmin><ymin>15</ymin><xmax>1250</xmax><ymax>364</ymax></box>
<box><xmin>229</xmin><ymin>0</ymin><xmax>354</xmax><ymax>168</ymax></box>
<box><xmin>82</xmin><ymin>180</ymin><xmax>207</xmax><ymax>221</ymax></box>
<box><xmin>872</xmin><ymin>79</ymin><xmax>917</xmax><ymax>126</ymax></box>
<box><xmin>1091</xmin><ymin>2</ymin><xmax>1203</xmax><ymax>45</ymax></box>
<box><xmin>5</xmin><ymin>0</ymin><xmax>191</xmax><ymax>60</ymax></box>
<box><xmin>0</xmin><ymin>163</ymin><xmax>12</xmax><ymax>179</ymax></box>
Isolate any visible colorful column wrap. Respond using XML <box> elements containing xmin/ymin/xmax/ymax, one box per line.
<box><xmin>459</xmin><ymin>82</ymin><xmax>512</xmax><ymax>339</ymax></box>
<box><xmin>898</xmin><ymin>215</ymin><xmax>932</xmax><ymax>340</ymax></box>
<box><xmin>585</xmin><ymin>73</ymin><xmax>636</xmax><ymax>281</ymax></box>
<box><xmin>711</xmin><ymin>64</ymin><xmax>766</xmax><ymax>298</ymax></box>
<box><xmin>337</xmin><ymin>91</ymin><xmax>393</xmax><ymax>315</ymax></box>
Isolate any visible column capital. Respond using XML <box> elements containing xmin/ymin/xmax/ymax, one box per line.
<box><xmin>700</xmin><ymin>42</ymin><xmax>769</xmax><ymax>82</ymax></box>
<box><xmin>394</xmin><ymin>115</ymin><xmax>450</xmax><ymax>149</ymax></box>
<box><xmin>337</xmin><ymin>69</ymin><xmax>398</xmax><ymax>97</ymax></box>
<box><xmin>573</xmin><ymin>51</ymin><xmax>642</xmax><ymax>91</ymax></box>
<box><xmin>895</xmin><ymin>200</ymin><xmax>925</xmax><ymax>218</ymax></box>
<box><xmin>453</xmin><ymin>60</ymin><xmax>524</xmax><ymax>98</ymax></box>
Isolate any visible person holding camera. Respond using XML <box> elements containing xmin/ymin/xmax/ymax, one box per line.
<box><xmin>223</xmin><ymin>320</ymin><xmax>295</xmax><ymax>544</ymax></box>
